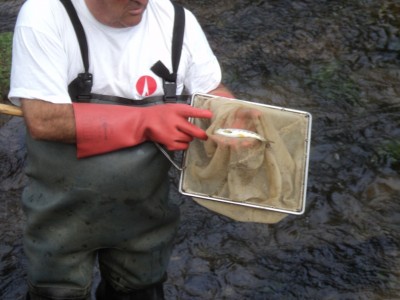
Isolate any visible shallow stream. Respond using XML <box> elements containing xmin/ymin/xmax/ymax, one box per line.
<box><xmin>1</xmin><ymin>0</ymin><xmax>400</xmax><ymax>299</ymax></box>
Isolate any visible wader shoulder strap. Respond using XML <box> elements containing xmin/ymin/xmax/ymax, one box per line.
<box><xmin>151</xmin><ymin>3</ymin><xmax>186</xmax><ymax>102</ymax></box>
<box><xmin>60</xmin><ymin>0</ymin><xmax>89</xmax><ymax>72</ymax></box>
<box><xmin>60</xmin><ymin>0</ymin><xmax>93</xmax><ymax>101</ymax></box>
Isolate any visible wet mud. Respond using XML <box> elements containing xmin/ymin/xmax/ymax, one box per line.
<box><xmin>1</xmin><ymin>0</ymin><xmax>400</xmax><ymax>299</ymax></box>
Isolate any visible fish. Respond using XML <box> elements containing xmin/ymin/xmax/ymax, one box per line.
<box><xmin>214</xmin><ymin>128</ymin><xmax>267</xmax><ymax>142</ymax></box>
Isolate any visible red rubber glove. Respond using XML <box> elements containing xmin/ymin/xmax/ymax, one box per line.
<box><xmin>73</xmin><ymin>103</ymin><xmax>212</xmax><ymax>158</ymax></box>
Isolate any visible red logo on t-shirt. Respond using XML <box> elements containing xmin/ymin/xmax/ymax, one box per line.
<box><xmin>136</xmin><ymin>76</ymin><xmax>157</xmax><ymax>97</ymax></box>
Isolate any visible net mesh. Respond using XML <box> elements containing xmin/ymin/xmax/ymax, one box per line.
<box><xmin>181</xmin><ymin>95</ymin><xmax>311</xmax><ymax>224</ymax></box>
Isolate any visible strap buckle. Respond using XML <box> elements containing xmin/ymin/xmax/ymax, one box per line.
<box><xmin>163</xmin><ymin>80</ymin><xmax>178</xmax><ymax>103</ymax></box>
<box><xmin>76</xmin><ymin>72</ymin><xmax>93</xmax><ymax>101</ymax></box>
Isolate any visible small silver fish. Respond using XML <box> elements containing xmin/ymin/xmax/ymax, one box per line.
<box><xmin>214</xmin><ymin>128</ymin><xmax>267</xmax><ymax>142</ymax></box>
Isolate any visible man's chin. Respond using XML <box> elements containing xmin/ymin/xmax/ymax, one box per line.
<box><xmin>120</xmin><ymin>15</ymin><xmax>144</xmax><ymax>27</ymax></box>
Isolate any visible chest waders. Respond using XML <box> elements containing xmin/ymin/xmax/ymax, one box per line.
<box><xmin>24</xmin><ymin>2</ymin><xmax>186</xmax><ymax>300</ymax></box>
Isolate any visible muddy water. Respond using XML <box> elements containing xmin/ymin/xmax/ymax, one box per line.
<box><xmin>1</xmin><ymin>0</ymin><xmax>400</xmax><ymax>299</ymax></box>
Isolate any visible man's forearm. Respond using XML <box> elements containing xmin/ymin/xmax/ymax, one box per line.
<box><xmin>21</xmin><ymin>99</ymin><xmax>76</xmax><ymax>143</ymax></box>
<box><xmin>208</xmin><ymin>83</ymin><xmax>235</xmax><ymax>98</ymax></box>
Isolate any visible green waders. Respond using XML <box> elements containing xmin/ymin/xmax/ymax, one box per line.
<box><xmin>23</xmin><ymin>134</ymin><xmax>179</xmax><ymax>299</ymax></box>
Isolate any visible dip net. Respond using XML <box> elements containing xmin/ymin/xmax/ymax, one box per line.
<box><xmin>179</xmin><ymin>94</ymin><xmax>312</xmax><ymax>224</ymax></box>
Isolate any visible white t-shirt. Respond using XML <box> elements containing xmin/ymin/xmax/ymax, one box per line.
<box><xmin>9</xmin><ymin>0</ymin><xmax>221</xmax><ymax>105</ymax></box>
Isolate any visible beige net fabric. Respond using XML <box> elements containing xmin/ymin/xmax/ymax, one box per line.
<box><xmin>181</xmin><ymin>95</ymin><xmax>310</xmax><ymax>224</ymax></box>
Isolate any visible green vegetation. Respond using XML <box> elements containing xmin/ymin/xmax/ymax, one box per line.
<box><xmin>384</xmin><ymin>140</ymin><xmax>400</xmax><ymax>169</ymax></box>
<box><xmin>377</xmin><ymin>140</ymin><xmax>400</xmax><ymax>171</ymax></box>
<box><xmin>0</xmin><ymin>31</ymin><xmax>13</xmax><ymax>101</ymax></box>
<box><xmin>378</xmin><ymin>1</ymin><xmax>400</xmax><ymax>27</ymax></box>
<box><xmin>306</xmin><ymin>60</ymin><xmax>361</xmax><ymax>105</ymax></box>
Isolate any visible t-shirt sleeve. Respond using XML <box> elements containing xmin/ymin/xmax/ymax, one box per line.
<box><xmin>181</xmin><ymin>10</ymin><xmax>222</xmax><ymax>94</ymax></box>
<box><xmin>8</xmin><ymin>1</ymin><xmax>72</xmax><ymax>105</ymax></box>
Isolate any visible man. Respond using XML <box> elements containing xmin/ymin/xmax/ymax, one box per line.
<box><xmin>9</xmin><ymin>0</ymin><xmax>234</xmax><ymax>299</ymax></box>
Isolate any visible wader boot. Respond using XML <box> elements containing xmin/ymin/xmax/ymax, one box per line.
<box><xmin>26</xmin><ymin>292</ymin><xmax>90</xmax><ymax>300</ymax></box>
<box><xmin>95</xmin><ymin>279</ymin><xmax>165</xmax><ymax>300</ymax></box>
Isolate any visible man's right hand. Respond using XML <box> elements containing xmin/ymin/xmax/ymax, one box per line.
<box><xmin>73</xmin><ymin>102</ymin><xmax>212</xmax><ymax>158</ymax></box>
<box><xmin>140</xmin><ymin>103</ymin><xmax>212</xmax><ymax>151</ymax></box>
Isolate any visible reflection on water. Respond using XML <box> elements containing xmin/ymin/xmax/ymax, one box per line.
<box><xmin>1</xmin><ymin>0</ymin><xmax>400</xmax><ymax>299</ymax></box>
